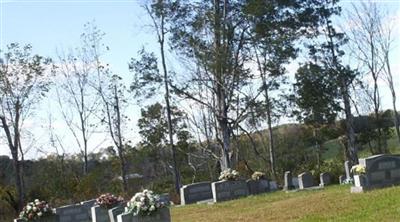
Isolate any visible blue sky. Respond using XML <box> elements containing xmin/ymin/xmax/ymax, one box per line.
<box><xmin>0</xmin><ymin>0</ymin><xmax>161</xmax><ymax>158</ymax></box>
<box><xmin>0</xmin><ymin>0</ymin><xmax>399</xmax><ymax>158</ymax></box>
<box><xmin>1</xmin><ymin>0</ymin><xmax>158</xmax><ymax>77</ymax></box>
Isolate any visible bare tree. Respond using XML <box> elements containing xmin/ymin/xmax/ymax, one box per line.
<box><xmin>347</xmin><ymin>2</ymin><xmax>388</xmax><ymax>153</ymax></box>
<box><xmin>79</xmin><ymin>23</ymin><xmax>130</xmax><ymax>193</ymax></box>
<box><xmin>0</xmin><ymin>43</ymin><xmax>52</xmax><ymax>210</ymax></box>
<box><xmin>55</xmin><ymin>46</ymin><xmax>102</xmax><ymax>175</ymax></box>
<box><xmin>378</xmin><ymin>14</ymin><xmax>399</xmax><ymax>144</ymax></box>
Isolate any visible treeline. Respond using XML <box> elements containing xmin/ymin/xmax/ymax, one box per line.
<box><xmin>1</xmin><ymin>0</ymin><xmax>399</xmax><ymax>216</ymax></box>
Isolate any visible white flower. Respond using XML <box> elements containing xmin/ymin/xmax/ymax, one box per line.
<box><xmin>37</xmin><ymin>212</ymin><xmax>43</xmax><ymax>217</ymax></box>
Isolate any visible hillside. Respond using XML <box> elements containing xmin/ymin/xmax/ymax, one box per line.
<box><xmin>171</xmin><ymin>185</ymin><xmax>400</xmax><ymax>221</ymax></box>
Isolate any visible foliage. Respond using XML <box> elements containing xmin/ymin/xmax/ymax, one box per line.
<box><xmin>126</xmin><ymin>190</ymin><xmax>166</xmax><ymax>216</ymax></box>
<box><xmin>294</xmin><ymin>63</ymin><xmax>341</xmax><ymax>125</ymax></box>
<box><xmin>18</xmin><ymin>199</ymin><xmax>54</xmax><ymax>221</ymax></box>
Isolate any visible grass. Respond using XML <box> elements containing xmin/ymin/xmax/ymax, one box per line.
<box><xmin>321</xmin><ymin>132</ymin><xmax>400</xmax><ymax>161</ymax></box>
<box><xmin>171</xmin><ymin>185</ymin><xmax>400</xmax><ymax>222</ymax></box>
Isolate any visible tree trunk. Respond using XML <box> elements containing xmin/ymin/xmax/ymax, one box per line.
<box><xmin>114</xmin><ymin>85</ymin><xmax>128</xmax><ymax>193</ymax></box>
<box><xmin>1</xmin><ymin>114</ymin><xmax>24</xmax><ymax>211</ymax></box>
<box><xmin>313</xmin><ymin>128</ymin><xmax>321</xmax><ymax>171</ymax></box>
<box><xmin>213</xmin><ymin>0</ymin><xmax>231</xmax><ymax>170</ymax></box>
<box><xmin>384</xmin><ymin>50</ymin><xmax>400</xmax><ymax>144</ymax></box>
<box><xmin>325</xmin><ymin>20</ymin><xmax>358</xmax><ymax>165</ymax></box>
<box><xmin>393</xmin><ymin>98</ymin><xmax>400</xmax><ymax>144</ymax></box>
<box><xmin>18</xmin><ymin>138</ymin><xmax>26</xmax><ymax>204</ymax></box>
<box><xmin>372</xmin><ymin>75</ymin><xmax>384</xmax><ymax>153</ymax></box>
<box><xmin>342</xmin><ymin>86</ymin><xmax>358</xmax><ymax>165</ymax></box>
<box><xmin>158</xmin><ymin>8</ymin><xmax>181</xmax><ymax>193</ymax></box>
<box><xmin>264</xmin><ymin>85</ymin><xmax>276</xmax><ymax>179</ymax></box>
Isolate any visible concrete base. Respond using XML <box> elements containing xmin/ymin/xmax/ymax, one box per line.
<box><xmin>196</xmin><ymin>199</ymin><xmax>213</xmax><ymax>204</ymax></box>
<box><xmin>286</xmin><ymin>186</ymin><xmax>323</xmax><ymax>193</ymax></box>
<box><xmin>351</xmin><ymin>186</ymin><xmax>367</xmax><ymax>193</ymax></box>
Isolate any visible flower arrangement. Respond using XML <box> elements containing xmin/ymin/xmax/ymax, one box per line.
<box><xmin>251</xmin><ymin>171</ymin><xmax>266</xmax><ymax>181</ymax></box>
<box><xmin>19</xmin><ymin>199</ymin><xmax>54</xmax><ymax>221</ymax></box>
<box><xmin>96</xmin><ymin>193</ymin><xmax>124</xmax><ymax>209</ymax></box>
<box><xmin>342</xmin><ymin>178</ymin><xmax>354</xmax><ymax>185</ymax></box>
<box><xmin>218</xmin><ymin>168</ymin><xmax>240</xmax><ymax>181</ymax></box>
<box><xmin>126</xmin><ymin>190</ymin><xmax>165</xmax><ymax>216</ymax></box>
<box><xmin>351</xmin><ymin>164</ymin><xmax>366</xmax><ymax>175</ymax></box>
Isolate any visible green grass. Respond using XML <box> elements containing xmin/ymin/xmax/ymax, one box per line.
<box><xmin>171</xmin><ymin>185</ymin><xmax>400</xmax><ymax>222</ymax></box>
<box><xmin>321</xmin><ymin>131</ymin><xmax>400</xmax><ymax>161</ymax></box>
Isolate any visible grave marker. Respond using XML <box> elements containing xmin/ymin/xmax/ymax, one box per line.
<box><xmin>180</xmin><ymin>182</ymin><xmax>212</xmax><ymax>205</ymax></box>
<box><xmin>116</xmin><ymin>207</ymin><xmax>170</xmax><ymax>222</ymax></box>
<box><xmin>211</xmin><ymin>180</ymin><xmax>249</xmax><ymax>202</ymax></box>
<box><xmin>247</xmin><ymin>179</ymin><xmax>269</xmax><ymax>195</ymax></box>
<box><xmin>298</xmin><ymin>172</ymin><xmax>314</xmax><ymax>189</ymax></box>
<box><xmin>283</xmin><ymin>171</ymin><xmax>293</xmax><ymax>190</ymax></box>
<box><xmin>319</xmin><ymin>172</ymin><xmax>331</xmax><ymax>187</ymax></box>
<box><xmin>351</xmin><ymin>154</ymin><xmax>400</xmax><ymax>193</ymax></box>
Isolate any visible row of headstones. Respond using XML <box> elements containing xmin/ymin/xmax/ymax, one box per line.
<box><xmin>14</xmin><ymin>195</ymin><xmax>171</xmax><ymax>222</ymax></box>
<box><xmin>283</xmin><ymin>171</ymin><xmax>331</xmax><ymax>191</ymax></box>
<box><xmin>180</xmin><ymin>179</ymin><xmax>279</xmax><ymax>205</ymax></box>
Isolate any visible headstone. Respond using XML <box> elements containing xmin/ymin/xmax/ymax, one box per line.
<box><xmin>269</xmin><ymin>181</ymin><xmax>278</xmax><ymax>191</ymax></box>
<box><xmin>345</xmin><ymin>160</ymin><xmax>351</xmax><ymax>180</ymax></box>
<box><xmin>211</xmin><ymin>180</ymin><xmax>249</xmax><ymax>202</ymax></box>
<box><xmin>15</xmin><ymin>215</ymin><xmax>59</xmax><ymax>222</ymax></box>
<box><xmin>180</xmin><ymin>182</ymin><xmax>213</xmax><ymax>205</ymax></box>
<box><xmin>246</xmin><ymin>179</ymin><xmax>269</xmax><ymax>195</ymax></box>
<box><xmin>159</xmin><ymin>194</ymin><xmax>171</xmax><ymax>206</ymax></box>
<box><xmin>298</xmin><ymin>172</ymin><xmax>314</xmax><ymax>189</ymax></box>
<box><xmin>91</xmin><ymin>205</ymin><xmax>109</xmax><ymax>222</ymax></box>
<box><xmin>230</xmin><ymin>180</ymin><xmax>249</xmax><ymax>199</ymax></box>
<box><xmin>319</xmin><ymin>172</ymin><xmax>331</xmax><ymax>187</ymax></box>
<box><xmin>55</xmin><ymin>204</ymin><xmax>90</xmax><ymax>222</ymax></box>
<box><xmin>283</xmin><ymin>171</ymin><xmax>293</xmax><ymax>190</ymax></box>
<box><xmin>81</xmin><ymin>199</ymin><xmax>96</xmax><ymax>221</ymax></box>
<box><xmin>117</xmin><ymin>207</ymin><xmax>171</xmax><ymax>222</ymax></box>
<box><xmin>339</xmin><ymin>175</ymin><xmax>346</xmax><ymax>184</ymax></box>
<box><xmin>109</xmin><ymin>206</ymin><xmax>125</xmax><ymax>222</ymax></box>
<box><xmin>351</xmin><ymin>154</ymin><xmax>400</xmax><ymax>193</ymax></box>
<box><xmin>292</xmin><ymin>177</ymin><xmax>299</xmax><ymax>189</ymax></box>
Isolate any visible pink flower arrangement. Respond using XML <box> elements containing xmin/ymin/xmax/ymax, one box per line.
<box><xmin>96</xmin><ymin>193</ymin><xmax>124</xmax><ymax>209</ymax></box>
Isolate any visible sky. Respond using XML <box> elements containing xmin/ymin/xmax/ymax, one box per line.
<box><xmin>0</xmin><ymin>0</ymin><xmax>400</xmax><ymax>159</ymax></box>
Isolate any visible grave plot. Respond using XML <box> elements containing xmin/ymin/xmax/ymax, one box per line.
<box><xmin>180</xmin><ymin>182</ymin><xmax>213</xmax><ymax>205</ymax></box>
<box><xmin>319</xmin><ymin>172</ymin><xmax>332</xmax><ymax>187</ymax></box>
<box><xmin>116</xmin><ymin>207</ymin><xmax>170</xmax><ymax>222</ymax></box>
<box><xmin>247</xmin><ymin>179</ymin><xmax>269</xmax><ymax>195</ymax></box>
<box><xmin>298</xmin><ymin>171</ymin><xmax>314</xmax><ymax>189</ymax></box>
<box><xmin>211</xmin><ymin>180</ymin><xmax>249</xmax><ymax>202</ymax></box>
<box><xmin>351</xmin><ymin>154</ymin><xmax>400</xmax><ymax>193</ymax></box>
<box><xmin>55</xmin><ymin>203</ymin><xmax>93</xmax><ymax>222</ymax></box>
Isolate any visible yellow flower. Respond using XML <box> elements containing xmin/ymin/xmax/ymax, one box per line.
<box><xmin>351</xmin><ymin>164</ymin><xmax>366</xmax><ymax>175</ymax></box>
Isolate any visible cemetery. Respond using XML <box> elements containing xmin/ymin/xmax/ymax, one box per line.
<box><xmin>2</xmin><ymin>0</ymin><xmax>400</xmax><ymax>221</ymax></box>
<box><xmin>11</xmin><ymin>154</ymin><xmax>400</xmax><ymax>221</ymax></box>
